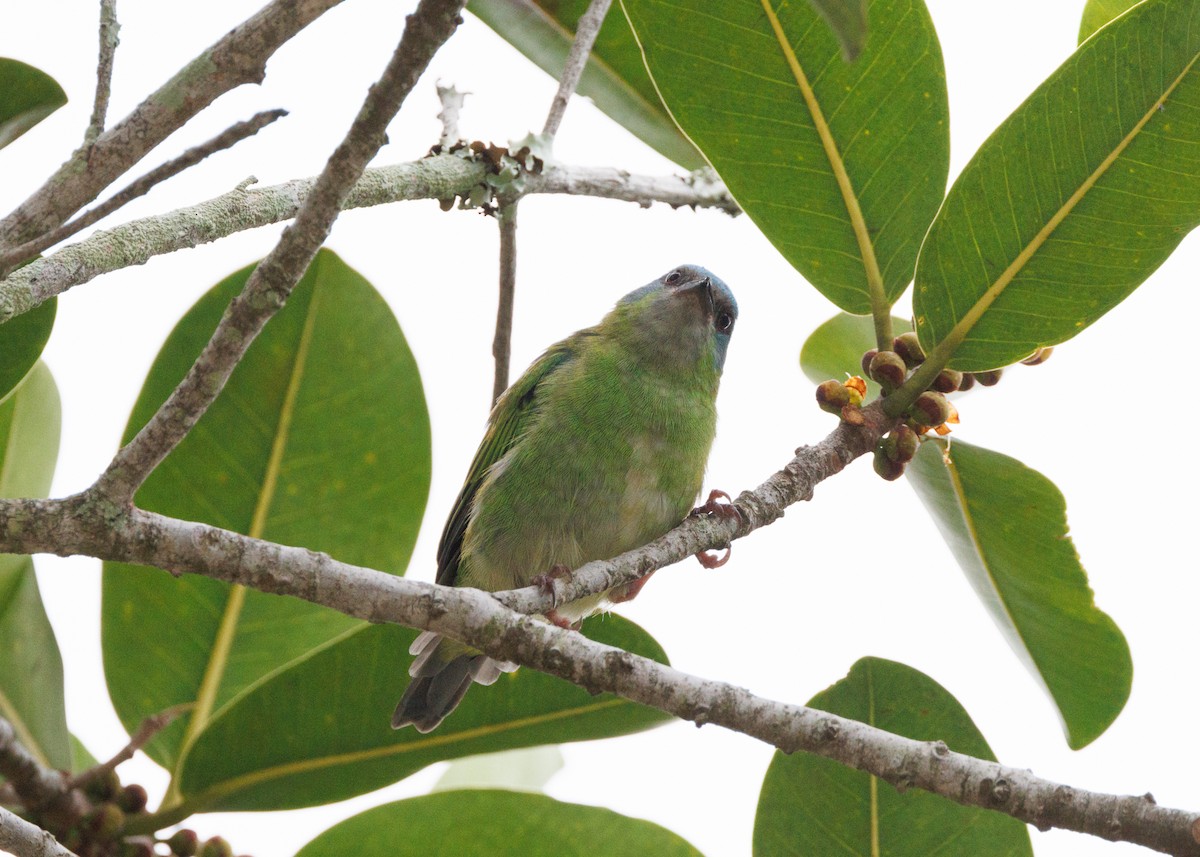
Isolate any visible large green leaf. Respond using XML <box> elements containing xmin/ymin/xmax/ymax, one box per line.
<box><xmin>176</xmin><ymin>616</ymin><xmax>671</xmax><ymax>811</ymax></box>
<box><xmin>622</xmin><ymin>0</ymin><xmax>949</xmax><ymax>314</ymax></box>
<box><xmin>913</xmin><ymin>0</ymin><xmax>1200</xmax><ymax>372</ymax></box>
<box><xmin>296</xmin><ymin>790</ymin><xmax>703</xmax><ymax>857</ymax></box>
<box><xmin>0</xmin><ymin>363</ymin><xmax>69</xmax><ymax>770</ymax></box>
<box><xmin>0</xmin><ymin>298</ymin><xmax>56</xmax><ymax>405</ymax></box>
<box><xmin>1078</xmin><ymin>0</ymin><xmax>1141</xmax><ymax>43</ymax></box>
<box><xmin>754</xmin><ymin>657</ymin><xmax>1032</xmax><ymax>857</ymax></box>
<box><xmin>102</xmin><ymin>250</ymin><xmax>431</xmax><ymax>777</ymax></box>
<box><xmin>809</xmin><ymin>0</ymin><xmax>869</xmax><ymax>60</ymax></box>
<box><xmin>468</xmin><ymin>0</ymin><xmax>703</xmax><ymax>168</ymax></box>
<box><xmin>907</xmin><ymin>439</ymin><xmax>1130</xmax><ymax>748</ymax></box>
<box><xmin>799</xmin><ymin>312</ymin><xmax>910</xmax><ymax>399</ymax></box>
<box><xmin>0</xmin><ymin>58</ymin><xmax>67</xmax><ymax>150</ymax></box>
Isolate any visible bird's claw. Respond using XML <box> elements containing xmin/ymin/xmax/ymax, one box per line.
<box><xmin>691</xmin><ymin>489</ymin><xmax>739</xmax><ymax>568</ymax></box>
<box><xmin>532</xmin><ymin>563</ymin><xmax>572</xmax><ymax>609</ymax></box>
<box><xmin>691</xmin><ymin>489</ymin><xmax>743</xmax><ymax>524</ymax></box>
<box><xmin>545</xmin><ymin>609</ymin><xmax>581</xmax><ymax>631</ymax></box>
<box><xmin>694</xmin><ymin>547</ymin><xmax>731</xmax><ymax>569</ymax></box>
<box><xmin>609</xmin><ymin>571</ymin><xmax>656</xmax><ymax>603</ymax></box>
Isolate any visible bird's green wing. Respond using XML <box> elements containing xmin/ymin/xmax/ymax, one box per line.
<box><xmin>435</xmin><ymin>333</ymin><xmax>591</xmax><ymax>587</ymax></box>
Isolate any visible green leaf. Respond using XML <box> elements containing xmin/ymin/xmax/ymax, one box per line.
<box><xmin>913</xmin><ymin>0</ymin><xmax>1200</xmax><ymax>372</ymax></box>
<box><xmin>808</xmin><ymin>0</ymin><xmax>869</xmax><ymax>60</ymax></box>
<box><xmin>468</xmin><ymin>0</ymin><xmax>703</xmax><ymax>168</ymax></box>
<box><xmin>296</xmin><ymin>790</ymin><xmax>704</xmax><ymax>857</ymax></box>
<box><xmin>0</xmin><ymin>298</ymin><xmax>56</xmax><ymax>405</ymax></box>
<box><xmin>176</xmin><ymin>616</ymin><xmax>670</xmax><ymax>811</ymax></box>
<box><xmin>754</xmin><ymin>657</ymin><xmax>1032</xmax><ymax>857</ymax></box>
<box><xmin>0</xmin><ymin>58</ymin><xmax>67</xmax><ymax>149</ymax></box>
<box><xmin>799</xmin><ymin>312</ymin><xmax>910</xmax><ymax>399</ymax></box>
<box><xmin>0</xmin><ymin>363</ymin><xmax>69</xmax><ymax>770</ymax></box>
<box><xmin>69</xmin><ymin>734</ymin><xmax>100</xmax><ymax>774</ymax></box>
<box><xmin>1078</xmin><ymin>0</ymin><xmax>1141</xmax><ymax>43</ymax></box>
<box><xmin>906</xmin><ymin>439</ymin><xmax>1130</xmax><ymax>748</ymax></box>
<box><xmin>102</xmin><ymin>249</ymin><xmax>431</xmax><ymax>776</ymax></box>
<box><xmin>622</xmin><ymin>0</ymin><xmax>949</xmax><ymax>314</ymax></box>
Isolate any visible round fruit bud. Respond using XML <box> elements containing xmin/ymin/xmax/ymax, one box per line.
<box><xmin>974</xmin><ymin>368</ymin><xmax>1003</xmax><ymax>386</ymax></box>
<box><xmin>117</xmin><ymin>783</ymin><xmax>148</xmax><ymax>814</ymax></box>
<box><xmin>957</xmin><ymin>372</ymin><xmax>976</xmax><ymax>391</ymax></box>
<box><xmin>167</xmin><ymin>829</ymin><xmax>200</xmax><ymax>857</ymax></box>
<box><xmin>200</xmin><ymin>837</ymin><xmax>234</xmax><ymax>857</ymax></box>
<box><xmin>83</xmin><ymin>767</ymin><xmax>122</xmax><ymax>802</ymax></box>
<box><xmin>873</xmin><ymin>446</ymin><xmax>905</xmax><ymax>481</ymax></box>
<box><xmin>860</xmin><ymin>348</ymin><xmax>878</xmax><ymax>376</ymax></box>
<box><xmin>885</xmin><ymin>424</ymin><xmax>919</xmax><ymax>463</ymax></box>
<box><xmin>909</xmin><ymin>391</ymin><xmax>951</xmax><ymax>427</ymax></box>
<box><xmin>120</xmin><ymin>839</ymin><xmax>155</xmax><ymax>857</ymax></box>
<box><xmin>85</xmin><ymin>803</ymin><xmax>126</xmax><ymax>840</ymax></box>
<box><xmin>892</xmin><ymin>332</ymin><xmax>925</xmax><ymax>368</ymax></box>
<box><xmin>931</xmin><ymin>368</ymin><xmax>964</xmax><ymax>393</ymax></box>
<box><xmin>815</xmin><ymin>380</ymin><xmax>850</xmax><ymax>414</ymax></box>
<box><xmin>1021</xmin><ymin>346</ymin><xmax>1054</xmax><ymax>366</ymax></box>
<box><xmin>868</xmin><ymin>350</ymin><xmax>907</xmax><ymax>390</ymax></box>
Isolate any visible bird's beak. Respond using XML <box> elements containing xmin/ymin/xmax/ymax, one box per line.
<box><xmin>675</xmin><ymin>275</ymin><xmax>715</xmax><ymax>319</ymax></box>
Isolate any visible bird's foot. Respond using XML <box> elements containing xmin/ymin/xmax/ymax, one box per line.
<box><xmin>609</xmin><ymin>570</ymin><xmax>656</xmax><ymax>604</ymax></box>
<box><xmin>691</xmin><ymin>490</ymin><xmax>740</xmax><ymax>569</ymax></box>
<box><xmin>545</xmin><ymin>609</ymin><xmax>581</xmax><ymax>631</ymax></box>
<box><xmin>532</xmin><ymin>563</ymin><xmax>572</xmax><ymax>608</ymax></box>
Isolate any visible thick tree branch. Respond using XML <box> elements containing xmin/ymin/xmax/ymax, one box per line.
<box><xmin>0</xmin><ymin>719</ymin><xmax>83</xmax><ymax>833</ymax></box>
<box><xmin>84</xmin><ymin>0</ymin><xmax>120</xmax><ymax>148</ymax></box>
<box><xmin>0</xmin><ymin>806</ymin><xmax>76</xmax><ymax>857</ymax></box>
<box><xmin>90</xmin><ymin>0</ymin><xmax>469</xmax><ymax>504</ymax></box>
<box><xmin>542</xmin><ymin>0</ymin><xmax>613</xmax><ymax>138</ymax></box>
<box><xmin>0</xmin><ymin>161</ymin><xmax>735</xmax><ymax>324</ymax></box>
<box><xmin>491</xmin><ymin>204</ymin><xmax>518</xmax><ymax>403</ymax></box>
<box><xmin>0</xmin><ymin>0</ymin><xmax>344</xmax><ymax>250</ymax></box>
<box><xmin>0</xmin><ymin>445</ymin><xmax>1198</xmax><ymax>853</ymax></box>
<box><xmin>0</xmin><ymin>110</ymin><xmax>287</xmax><ymax>278</ymax></box>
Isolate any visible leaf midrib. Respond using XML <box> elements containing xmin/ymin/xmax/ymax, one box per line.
<box><xmin>167</xmin><ymin>272</ymin><xmax>325</xmax><ymax>794</ymax></box>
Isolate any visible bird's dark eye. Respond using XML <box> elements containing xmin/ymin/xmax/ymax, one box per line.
<box><xmin>665</xmin><ymin>270</ymin><xmax>683</xmax><ymax>285</ymax></box>
<box><xmin>716</xmin><ymin>312</ymin><xmax>734</xmax><ymax>333</ymax></box>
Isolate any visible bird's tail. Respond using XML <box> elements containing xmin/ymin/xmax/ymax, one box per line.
<box><xmin>391</xmin><ymin>631</ymin><xmax>517</xmax><ymax>732</ymax></box>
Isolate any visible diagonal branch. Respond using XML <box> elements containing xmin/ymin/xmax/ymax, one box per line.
<box><xmin>0</xmin><ymin>0</ymin><xmax>344</xmax><ymax>251</ymax></box>
<box><xmin>0</xmin><ymin>161</ymin><xmax>737</xmax><ymax>324</ymax></box>
<box><xmin>0</xmin><ymin>110</ymin><xmax>287</xmax><ymax>278</ymax></box>
<box><xmin>84</xmin><ymin>0</ymin><xmax>120</xmax><ymax>148</ymax></box>
<box><xmin>542</xmin><ymin>0</ymin><xmax>614</xmax><ymax>138</ymax></box>
<box><xmin>0</xmin><ymin>805</ymin><xmax>77</xmax><ymax>857</ymax></box>
<box><xmin>89</xmin><ymin>0</ymin><xmax>470</xmax><ymax>505</ymax></box>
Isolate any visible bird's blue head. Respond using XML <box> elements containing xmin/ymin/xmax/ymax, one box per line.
<box><xmin>616</xmin><ymin>265</ymin><xmax>738</xmax><ymax>374</ymax></box>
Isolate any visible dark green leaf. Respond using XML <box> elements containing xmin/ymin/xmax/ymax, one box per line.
<box><xmin>622</xmin><ymin>0</ymin><xmax>948</xmax><ymax>313</ymax></box>
<box><xmin>70</xmin><ymin>734</ymin><xmax>100</xmax><ymax>774</ymax></box>
<box><xmin>102</xmin><ymin>250</ymin><xmax>431</xmax><ymax>774</ymax></box>
<box><xmin>754</xmin><ymin>657</ymin><xmax>1031</xmax><ymax>857</ymax></box>
<box><xmin>0</xmin><ymin>58</ymin><xmax>67</xmax><ymax>149</ymax></box>
<box><xmin>0</xmin><ymin>363</ymin><xmax>69</xmax><ymax>770</ymax></box>
<box><xmin>799</xmin><ymin>312</ymin><xmax>910</xmax><ymax>398</ymax></box>
<box><xmin>0</xmin><ymin>298</ymin><xmax>56</xmax><ymax>404</ymax></box>
<box><xmin>914</xmin><ymin>0</ymin><xmax>1200</xmax><ymax>371</ymax></box>
<box><xmin>808</xmin><ymin>0</ymin><xmax>869</xmax><ymax>60</ymax></box>
<box><xmin>296</xmin><ymin>790</ymin><xmax>703</xmax><ymax>857</ymax></box>
<box><xmin>1078</xmin><ymin>0</ymin><xmax>1141</xmax><ymax>43</ymax></box>
<box><xmin>907</xmin><ymin>439</ymin><xmax>1130</xmax><ymax>748</ymax></box>
<box><xmin>468</xmin><ymin>0</ymin><xmax>703</xmax><ymax>168</ymax></box>
<box><xmin>177</xmin><ymin>616</ymin><xmax>670</xmax><ymax>811</ymax></box>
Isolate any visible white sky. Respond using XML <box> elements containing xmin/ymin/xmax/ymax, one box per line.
<box><xmin>2</xmin><ymin>1</ymin><xmax>1198</xmax><ymax>855</ymax></box>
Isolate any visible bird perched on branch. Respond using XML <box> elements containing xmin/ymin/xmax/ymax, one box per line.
<box><xmin>392</xmin><ymin>264</ymin><xmax>738</xmax><ymax>732</ymax></box>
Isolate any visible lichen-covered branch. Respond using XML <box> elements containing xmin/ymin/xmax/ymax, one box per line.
<box><xmin>90</xmin><ymin>0</ymin><xmax>470</xmax><ymax>503</ymax></box>
<box><xmin>0</xmin><ymin>160</ymin><xmax>736</xmax><ymax>323</ymax></box>
<box><xmin>0</xmin><ymin>0</ymin><xmax>344</xmax><ymax>250</ymax></box>
<box><xmin>83</xmin><ymin>0</ymin><xmax>120</xmax><ymax>148</ymax></box>
<box><xmin>0</xmin><ymin>806</ymin><xmax>76</xmax><ymax>857</ymax></box>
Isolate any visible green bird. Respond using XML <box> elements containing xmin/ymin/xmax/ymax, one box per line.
<box><xmin>392</xmin><ymin>264</ymin><xmax>738</xmax><ymax>732</ymax></box>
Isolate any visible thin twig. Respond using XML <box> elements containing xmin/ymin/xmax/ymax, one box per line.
<box><xmin>0</xmin><ymin>160</ymin><xmax>736</xmax><ymax>324</ymax></box>
<box><xmin>492</xmin><ymin>204</ymin><xmax>518</xmax><ymax>403</ymax></box>
<box><xmin>67</xmin><ymin>704</ymin><xmax>191</xmax><ymax>791</ymax></box>
<box><xmin>0</xmin><ymin>110</ymin><xmax>287</xmax><ymax>278</ymax></box>
<box><xmin>436</xmin><ymin>82</ymin><xmax>466</xmax><ymax>146</ymax></box>
<box><xmin>543</xmin><ymin>0</ymin><xmax>614</xmax><ymax>138</ymax></box>
<box><xmin>0</xmin><ymin>0</ymin><xmax>344</xmax><ymax>251</ymax></box>
<box><xmin>0</xmin><ymin>805</ymin><xmax>77</xmax><ymax>857</ymax></box>
<box><xmin>90</xmin><ymin>0</ymin><xmax>469</xmax><ymax>505</ymax></box>
<box><xmin>84</xmin><ymin>0</ymin><xmax>120</xmax><ymax>147</ymax></box>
